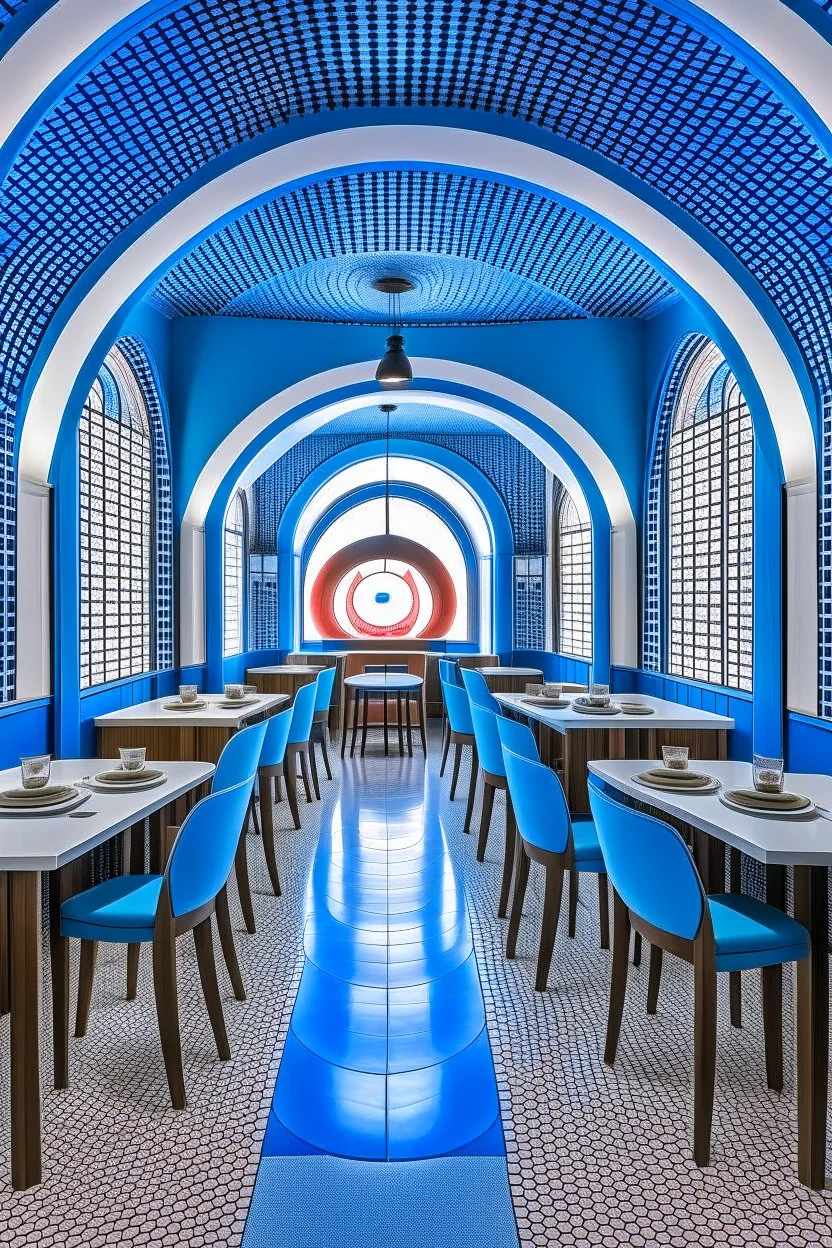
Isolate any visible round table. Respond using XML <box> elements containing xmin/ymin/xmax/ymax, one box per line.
<box><xmin>477</xmin><ymin>666</ymin><xmax>544</xmax><ymax>695</ymax></box>
<box><xmin>342</xmin><ymin>673</ymin><xmax>426</xmax><ymax>758</ymax></box>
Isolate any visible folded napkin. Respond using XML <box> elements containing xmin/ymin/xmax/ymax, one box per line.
<box><xmin>725</xmin><ymin>788</ymin><xmax>811</xmax><ymax>812</ymax></box>
<box><xmin>572</xmin><ymin>702</ymin><xmax>620</xmax><ymax>715</ymax></box>
<box><xmin>0</xmin><ymin>784</ymin><xmax>76</xmax><ymax>807</ymax></box>
<box><xmin>619</xmin><ymin>702</ymin><xmax>654</xmax><ymax>715</ymax></box>
<box><xmin>636</xmin><ymin>770</ymin><xmax>713</xmax><ymax>789</ymax></box>
<box><xmin>95</xmin><ymin>768</ymin><xmax>164</xmax><ymax>784</ymax></box>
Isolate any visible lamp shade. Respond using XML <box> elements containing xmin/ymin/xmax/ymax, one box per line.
<box><xmin>375</xmin><ymin>334</ymin><xmax>413</xmax><ymax>388</ymax></box>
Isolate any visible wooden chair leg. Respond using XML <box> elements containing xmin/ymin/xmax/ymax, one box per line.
<box><xmin>405</xmin><ymin>695</ymin><xmax>414</xmax><ymax>757</ymax></box>
<box><xmin>476</xmin><ymin>780</ymin><xmax>495</xmax><ymax>863</ymax></box>
<box><xmin>126</xmin><ymin>944</ymin><xmax>140</xmax><ymax>1000</ymax></box>
<box><xmin>152</xmin><ymin>921</ymin><xmax>186</xmax><ymax>1109</ymax></box>
<box><xmin>215</xmin><ymin>885</ymin><xmax>246</xmax><ymax>1001</ymax></box>
<box><xmin>693</xmin><ymin>937</ymin><xmax>718</xmax><ymax>1167</ymax></box>
<box><xmin>761</xmin><ymin>963</ymin><xmax>784</xmax><ymax>1092</ymax></box>
<box><xmin>597</xmin><ymin>873</ymin><xmax>610</xmax><ymax>950</ymax></box>
<box><xmin>497</xmin><ymin>796</ymin><xmax>517</xmax><ymax>919</ymax></box>
<box><xmin>567</xmin><ymin>869</ymin><xmax>578</xmax><ymax>937</ymax></box>
<box><xmin>535</xmin><ymin>858</ymin><xmax>565</xmax><ymax>991</ymax></box>
<box><xmin>383</xmin><ymin>692</ymin><xmax>389</xmax><ymax>756</ymax></box>
<box><xmin>347</xmin><ymin>690</ymin><xmax>360</xmax><ymax>758</ymax></box>
<box><xmin>307</xmin><ymin>740</ymin><xmax>321</xmax><ymax>801</ymax></box>
<box><xmin>463</xmin><ymin>744</ymin><xmax>478</xmax><ymax>834</ymax></box>
<box><xmin>396</xmin><ymin>693</ymin><xmax>405</xmax><ymax>756</ymax></box>
<box><xmin>449</xmin><ymin>742</ymin><xmax>463</xmax><ymax>800</ymax></box>
<box><xmin>299</xmin><ymin>747</ymin><xmax>315</xmax><ymax>802</ymax></box>
<box><xmin>440</xmin><ymin>725</ymin><xmax>451</xmax><ymax>777</ymax></box>
<box><xmin>258</xmin><ymin>771</ymin><xmax>281</xmax><ymax>897</ymax></box>
<box><xmin>417</xmin><ymin>695</ymin><xmax>427</xmax><ymax>755</ymax></box>
<box><xmin>193</xmin><ymin>917</ymin><xmax>231</xmax><ymax>1062</ymax></box>
<box><xmin>234</xmin><ymin>833</ymin><xmax>256</xmax><ymax>935</ymax></box>
<box><xmin>632</xmin><ymin>930</ymin><xmax>642</xmax><ymax>966</ymax></box>
<box><xmin>604</xmin><ymin>889</ymin><xmax>631</xmax><ymax>1065</ymax></box>
<box><xmin>283</xmin><ymin>758</ymin><xmax>302</xmax><ymax>831</ymax></box>
<box><xmin>319</xmin><ymin>729</ymin><xmax>333</xmax><ymax>781</ymax></box>
<box><xmin>646</xmin><ymin>944</ymin><xmax>663</xmax><ymax>1015</ymax></box>
<box><xmin>506</xmin><ymin>835</ymin><xmax>530</xmax><ymax>959</ymax></box>
<box><xmin>249</xmin><ymin>794</ymin><xmax>261</xmax><ymax>837</ymax></box>
<box><xmin>74</xmin><ymin>940</ymin><xmax>98</xmax><ymax>1037</ymax></box>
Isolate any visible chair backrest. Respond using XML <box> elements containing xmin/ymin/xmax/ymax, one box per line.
<box><xmin>460</xmin><ymin>666</ymin><xmax>500</xmax><ymax>711</ymax></box>
<box><xmin>496</xmin><ymin>714</ymin><xmax>539</xmax><ymax>762</ymax></box>
<box><xmin>438</xmin><ymin>659</ymin><xmax>463</xmax><ymax>687</ymax></box>
<box><xmin>468</xmin><ymin>702</ymin><xmax>507</xmax><ymax>776</ymax></box>
<box><xmin>442</xmin><ymin>678</ymin><xmax>473</xmax><ymax>735</ymax></box>
<box><xmin>211</xmin><ymin>719</ymin><xmax>268</xmax><ymax>795</ymax></box>
<box><xmin>313</xmin><ymin>665</ymin><xmax>337</xmax><ymax>713</ymax></box>
<box><xmin>260</xmin><ymin>706</ymin><xmax>293</xmax><ymax>767</ymax></box>
<box><xmin>288</xmin><ymin>678</ymin><xmax>318</xmax><ymax>744</ymax></box>
<box><xmin>502</xmin><ymin>747</ymin><xmax>570</xmax><ymax>855</ymax></box>
<box><xmin>167</xmin><ymin>780</ymin><xmax>254</xmax><ymax>918</ymax></box>
<box><xmin>587</xmin><ymin>777</ymin><xmax>705</xmax><ymax>941</ymax></box>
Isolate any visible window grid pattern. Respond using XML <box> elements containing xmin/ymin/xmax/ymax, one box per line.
<box><xmin>666</xmin><ymin>348</ymin><xmax>753</xmax><ymax>692</ymax></box>
<box><xmin>557</xmin><ymin>493</ymin><xmax>593</xmax><ymax>660</ymax></box>
<box><xmin>79</xmin><ymin>352</ymin><xmax>152</xmax><ymax>689</ymax></box>
<box><xmin>117</xmin><ymin>337</ymin><xmax>174</xmax><ymax>672</ymax></box>
<box><xmin>249</xmin><ymin>554</ymin><xmax>279</xmax><ymax>649</ymax></box>
<box><xmin>820</xmin><ymin>391</ymin><xmax>832</xmax><ymax>717</ymax></box>
<box><xmin>223</xmin><ymin>492</ymin><xmax>246</xmax><ymax>657</ymax></box>
<box><xmin>0</xmin><ymin>410</ymin><xmax>14</xmax><ymax>702</ymax></box>
<box><xmin>152</xmin><ymin>170</ymin><xmax>674</xmax><ymax>324</ymax></box>
<box><xmin>514</xmin><ymin>558</ymin><xmax>544</xmax><ymax>651</ymax></box>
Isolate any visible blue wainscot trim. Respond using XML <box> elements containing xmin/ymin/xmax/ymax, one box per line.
<box><xmin>786</xmin><ymin>711</ymin><xmax>832</xmax><ymax>775</ymax></box>
<box><xmin>611</xmin><ymin>667</ymin><xmax>752</xmax><ymax>761</ymax></box>
<box><xmin>78</xmin><ymin>667</ymin><xmax>207</xmax><ymax>756</ymax></box>
<box><xmin>512</xmin><ymin>650</ymin><xmax>592</xmax><ymax>686</ymax></box>
<box><xmin>222</xmin><ymin>649</ymin><xmax>282</xmax><ymax>683</ymax></box>
<box><xmin>0</xmin><ymin>697</ymin><xmax>54</xmax><ymax>770</ymax></box>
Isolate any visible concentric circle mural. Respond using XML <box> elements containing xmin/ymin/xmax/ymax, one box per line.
<box><xmin>310</xmin><ymin>535</ymin><xmax>457</xmax><ymax>640</ymax></box>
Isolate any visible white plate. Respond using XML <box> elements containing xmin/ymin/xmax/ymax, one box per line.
<box><xmin>0</xmin><ymin>789</ymin><xmax>90</xmax><ymax>817</ymax></box>
<box><xmin>719</xmin><ymin>791</ymin><xmax>815</xmax><ymax>818</ymax></box>
<box><xmin>572</xmin><ymin>702</ymin><xmax>622</xmax><ymax>715</ymax></box>
<box><xmin>89</xmin><ymin>772</ymin><xmax>168</xmax><ymax>793</ymax></box>
<box><xmin>634</xmin><ymin>773</ymin><xmax>721</xmax><ymax>795</ymax></box>
<box><xmin>163</xmin><ymin>699</ymin><xmax>208</xmax><ymax>711</ymax></box>
<box><xmin>215</xmin><ymin>697</ymin><xmax>260</xmax><ymax>709</ymax></box>
<box><xmin>521</xmin><ymin>696</ymin><xmax>570</xmax><ymax>708</ymax></box>
<box><xmin>618</xmin><ymin>703</ymin><xmax>655</xmax><ymax>715</ymax></box>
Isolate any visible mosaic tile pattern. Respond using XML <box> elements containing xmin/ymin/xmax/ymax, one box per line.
<box><xmin>437</xmin><ymin>742</ymin><xmax>832</xmax><ymax>1247</ymax></box>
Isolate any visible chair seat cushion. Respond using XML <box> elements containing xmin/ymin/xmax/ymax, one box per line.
<box><xmin>571</xmin><ymin>817</ymin><xmax>605</xmax><ymax>874</ymax></box>
<box><xmin>709</xmin><ymin>892</ymin><xmax>809</xmax><ymax>972</ymax></box>
<box><xmin>61</xmin><ymin>874</ymin><xmax>163</xmax><ymax>943</ymax></box>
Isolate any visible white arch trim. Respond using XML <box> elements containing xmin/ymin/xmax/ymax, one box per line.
<box><xmin>177</xmin><ymin>361</ymin><xmax>635</xmax><ymax>668</ymax></box>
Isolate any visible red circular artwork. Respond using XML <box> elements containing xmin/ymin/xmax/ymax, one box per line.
<box><xmin>310</xmin><ymin>535</ymin><xmax>457</xmax><ymax>639</ymax></box>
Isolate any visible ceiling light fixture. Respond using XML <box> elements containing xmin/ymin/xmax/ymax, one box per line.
<box><xmin>379</xmin><ymin>403</ymin><xmax>397</xmax><ymax>540</ymax></box>
<box><xmin>373</xmin><ymin>277</ymin><xmax>414</xmax><ymax>389</ymax></box>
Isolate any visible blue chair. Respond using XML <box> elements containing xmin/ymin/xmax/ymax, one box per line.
<box><xmin>501</xmin><ymin>744</ymin><xmax>607</xmax><ymax>989</ymax></box>
<box><xmin>309</xmin><ymin>665</ymin><xmax>337</xmax><ymax>787</ymax></box>
<box><xmin>257</xmin><ymin>706</ymin><xmax>294</xmax><ymax>891</ymax></box>
<box><xmin>437</xmin><ymin>659</ymin><xmax>461</xmax><ymax>759</ymax></box>
<box><xmin>587</xmin><ymin>777</ymin><xmax>810</xmax><ymax>1167</ymax></box>
<box><xmin>440</xmin><ymin>678</ymin><xmax>479</xmax><ymax>833</ymax></box>
<box><xmin>286</xmin><ymin>678</ymin><xmax>320</xmax><ymax>818</ymax></box>
<box><xmin>460</xmin><ymin>666</ymin><xmax>500</xmax><ymax>712</ymax></box>
<box><xmin>467</xmin><ymin>701</ymin><xmax>517</xmax><ymax>920</ymax></box>
<box><xmin>63</xmin><ymin>779</ymin><xmax>256</xmax><ymax>1109</ymax></box>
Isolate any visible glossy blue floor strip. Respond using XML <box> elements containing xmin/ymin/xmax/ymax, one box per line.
<box><xmin>244</xmin><ymin>748</ymin><xmax>518</xmax><ymax>1246</ymax></box>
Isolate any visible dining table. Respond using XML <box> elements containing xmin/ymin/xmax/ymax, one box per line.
<box><xmin>478</xmin><ymin>666</ymin><xmax>544</xmax><ymax>695</ymax></box>
<box><xmin>496</xmin><ymin>691</ymin><xmax>734</xmax><ymax>813</ymax></box>
<box><xmin>588</xmin><ymin>757</ymin><xmax>832</xmax><ymax>1190</ymax></box>
<box><xmin>245</xmin><ymin>665</ymin><xmax>323</xmax><ymax>703</ymax></box>
<box><xmin>0</xmin><ymin>758</ymin><xmax>215</xmax><ymax>1190</ymax></box>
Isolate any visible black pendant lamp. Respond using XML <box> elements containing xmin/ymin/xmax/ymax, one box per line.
<box><xmin>373</xmin><ymin>277</ymin><xmax>414</xmax><ymax>389</ymax></box>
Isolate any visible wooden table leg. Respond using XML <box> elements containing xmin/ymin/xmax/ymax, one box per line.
<box><xmin>396</xmin><ymin>693</ymin><xmax>404</xmax><ymax>756</ymax></box>
<box><xmin>417</xmin><ymin>693</ymin><xmax>427</xmax><ymax>755</ymax></box>
<box><xmin>10</xmin><ymin>871</ymin><xmax>42</xmax><ymax>1189</ymax></box>
<box><xmin>0</xmin><ymin>871</ymin><xmax>9</xmax><ymax>1016</ymax></box>
<box><xmin>794</xmin><ymin>864</ymin><xmax>829</xmax><ymax>1188</ymax></box>
<box><xmin>405</xmin><ymin>695</ymin><xmax>414</xmax><ymax>757</ymax></box>
<box><xmin>360</xmin><ymin>692</ymin><xmax>369</xmax><ymax>758</ymax></box>
<box><xmin>383</xmin><ymin>693</ymin><xmax>389</xmax><ymax>756</ymax></box>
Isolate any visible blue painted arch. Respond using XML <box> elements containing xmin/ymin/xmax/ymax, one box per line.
<box><xmin>298</xmin><ymin>481</ymin><xmax>483</xmax><ymax>647</ymax></box>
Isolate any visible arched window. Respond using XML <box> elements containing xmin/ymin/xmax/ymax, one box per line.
<box><xmin>79</xmin><ymin>345</ymin><xmax>153</xmax><ymax>688</ymax></box>
<box><xmin>665</xmin><ymin>342</ymin><xmax>753</xmax><ymax>690</ymax></box>
<box><xmin>224</xmin><ymin>491</ymin><xmax>247</xmax><ymax>655</ymax></box>
<box><xmin>556</xmin><ymin>490</ymin><xmax>592</xmax><ymax>659</ymax></box>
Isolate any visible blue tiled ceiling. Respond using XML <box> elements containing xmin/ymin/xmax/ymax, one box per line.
<box><xmin>3</xmin><ymin>0</ymin><xmax>832</xmax><ymax>429</ymax></box>
<box><xmin>320</xmin><ymin>404</ymin><xmax>499</xmax><ymax>437</ymax></box>
<box><xmin>150</xmin><ymin>172</ymin><xmax>676</xmax><ymax>324</ymax></box>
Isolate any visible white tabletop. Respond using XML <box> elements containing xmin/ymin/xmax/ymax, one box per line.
<box><xmin>0</xmin><ymin>759</ymin><xmax>215</xmax><ymax>872</ymax></box>
<box><xmin>94</xmin><ymin>693</ymin><xmax>288</xmax><ymax>728</ymax></box>
<box><xmin>246</xmin><ymin>665</ymin><xmax>324</xmax><ymax>675</ymax></box>
<box><xmin>344</xmin><ymin>673</ymin><xmax>423</xmax><ymax>691</ymax></box>
<box><xmin>496</xmin><ymin>692</ymin><xmax>735</xmax><ymax>736</ymax></box>
<box><xmin>588</xmin><ymin>759</ymin><xmax>832</xmax><ymax>867</ymax></box>
<box><xmin>480</xmin><ymin>667</ymin><xmax>543</xmax><ymax>677</ymax></box>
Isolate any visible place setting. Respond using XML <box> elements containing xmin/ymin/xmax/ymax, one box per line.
<box><xmin>81</xmin><ymin>748</ymin><xmax>168</xmax><ymax>794</ymax></box>
<box><xmin>214</xmin><ymin>682</ymin><xmax>261</xmax><ymax>709</ymax></box>
<box><xmin>0</xmin><ymin>753</ymin><xmax>91</xmax><ymax>816</ymax></box>
<box><xmin>521</xmin><ymin>681</ymin><xmax>570</xmax><ymax>708</ymax></box>
<box><xmin>571</xmin><ymin>683</ymin><xmax>623</xmax><ymax>715</ymax></box>
<box><xmin>633</xmin><ymin>746</ymin><xmax>721</xmax><ymax>794</ymax></box>
<box><xmin>163</xmin><ymin>683</ymin><xmax>209</xmax><ymax>711</ymax></box>
<box><xmin>719</xmin><ymin>754</ymin><xmax>815</xmax><ymax>818</ymax></box>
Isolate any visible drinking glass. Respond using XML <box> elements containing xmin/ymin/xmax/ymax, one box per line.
<box><xmin>224</xmin><ymin>684</ymin><xmax>245</xmax><ymax>701</ymax></box>
<box><xmin>525</xmin><ymin>682</ymin><xmax>544</xmax><ymax>697</ymax></box>
<box><xmin>179</xmin><ymin>684</ymin><xmax>198</xmax><ymax>704</ymax></box>
<box><xmin>21</xmin><ymin>754</ymin><xmax>51</xmax><ymax>789</ymax></box>
<box><xmin>543</xmin><ymin>682</ymin><xmax>562</xmax><ymax>699</ymax></box>
<box><xmin>119</xmin><ymin>747</ymin><xmax>146</xmax><ymax>773</ymax></box>
<box><xmin>753</xmin><ymin>754</ymin><xmax>784</xmax><ymax>794</ymax></box>
<box><xmin>589</xmin><ymin>683</ymin><xmax>610</xmax><ymax>707</ymax></box>
<box><xmin>662</xmin><ymin>745</ymin><xmax>689</xmax><ymax>771</ymax></box>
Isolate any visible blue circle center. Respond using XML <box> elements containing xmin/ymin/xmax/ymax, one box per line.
<box><xmin>374</xmin><ymin>591</ymin><xmax>391</xmax><ymax>604</ymax></box>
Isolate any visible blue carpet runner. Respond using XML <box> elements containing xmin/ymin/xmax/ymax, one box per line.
<box><xmin>243</xmin><ymin>748</ymin><xmax>518</xmax><ymax>1246</ymax></box>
